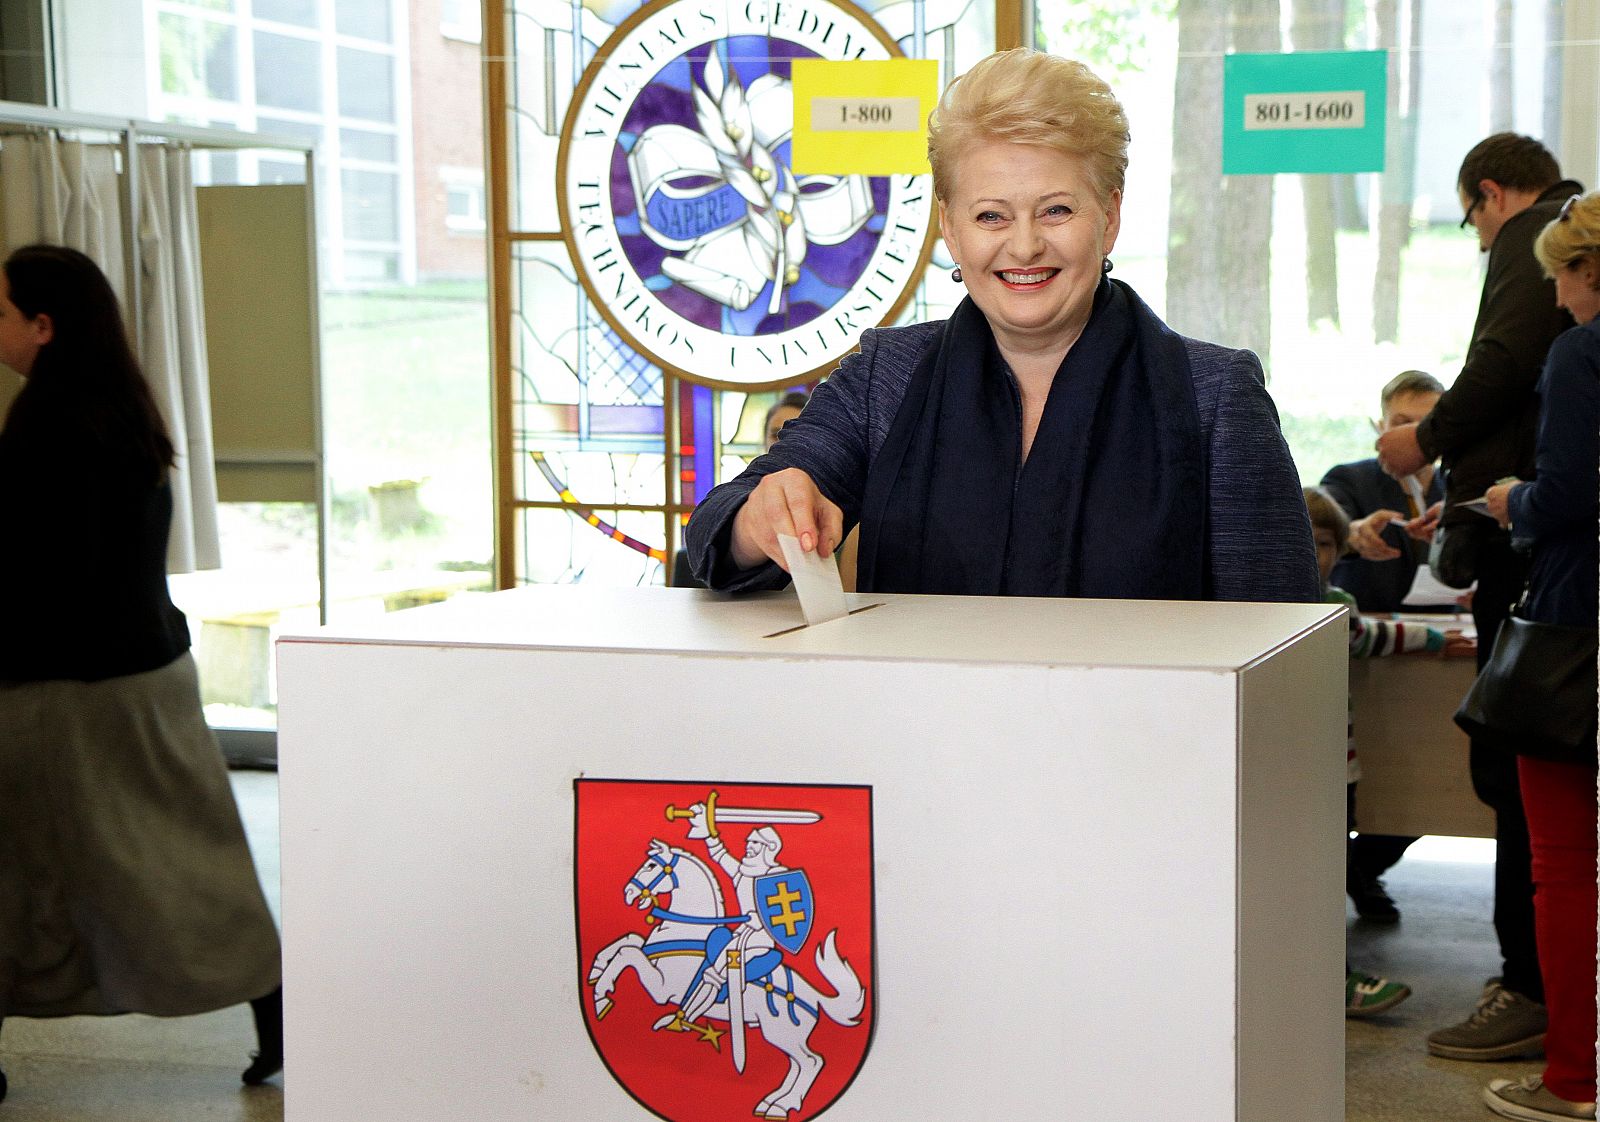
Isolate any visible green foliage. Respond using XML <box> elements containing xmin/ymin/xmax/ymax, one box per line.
<box><xmin>1038</xmin><ymin>1</ymin><xmax>1177</xmax><ymax>73</ymax></box>
<box><xmin>158</xmin><ymin>13</ymin><xmax>232</xmax><ymax>100</ymax></box>
<box><xmin>1278</xmin><ymin>412</ymin><xmax>1373</xmax><ymax>486</ymax></box>
<box><xmin>158</xmin><ymin>16</ymin><xmax>199</xmax><ymax>99</ymax></box>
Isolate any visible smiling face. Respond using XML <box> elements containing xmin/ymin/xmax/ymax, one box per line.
<box><xmin>939</xmin><ymin>141</ymin><xmax>1120</xmax><ymax>358</ymax></box>
<box><xmin>1554</xmin><ymin>254</ymin><xmax>1600</xmax><ymax>325</ymax></box>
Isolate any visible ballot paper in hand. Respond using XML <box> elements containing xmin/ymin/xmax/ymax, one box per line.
<box><xmin>777</xmin><ymin>533</ymin><xmax>849</xmax><ymax>626</ymax></box>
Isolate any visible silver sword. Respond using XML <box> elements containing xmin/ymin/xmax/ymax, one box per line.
<box><xmin>726</xmin><ymin>939</ymin><xmax>748</xmax><ymax>1072</ymax></box>
<box><xmin>665</xmin><ymin>790</ymin><xmax>823</xmax><ymax>834</ymax></box>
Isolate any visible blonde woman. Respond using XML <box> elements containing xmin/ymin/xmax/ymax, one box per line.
<box><xmin>685</xmin><ymin>49</ymin><xmax>1314</xmax><ymax>604</ymax></box>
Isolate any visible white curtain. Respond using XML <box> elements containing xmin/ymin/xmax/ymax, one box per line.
<box><xmin>0</xmin><ymin>132</ymin><xmax>220</xmax><ymax>572</ymax></box>
<box><xmin>139</xmin><ymin>145</ymin><xmax>220</xmax><ymax>572</ymax></box>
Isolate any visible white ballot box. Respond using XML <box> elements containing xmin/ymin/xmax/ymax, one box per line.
<box><xmin>276</xmin><ymin>586</ymin><xmax>1347</xmax><ymax>1122</ymax></box>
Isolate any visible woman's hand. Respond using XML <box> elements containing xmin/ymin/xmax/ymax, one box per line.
<box><xmin>1347</xmin><ymin>510</ymin><xmax>1407</xmax><ymax>561</ymax></box>
<box><xmin>729</xmin><ymin>468</ymin><xmax>844</xmax><ymax>572</ymax></box>
<box><xmin>1484</xmin><ymin>479</ymin><xmax>1521</xmax><ymax>529</ymax></box>
<box><xmin>1401</xmin><ymin>501</ymin><xmax>1443</xmax><ymax>542</ymax></box>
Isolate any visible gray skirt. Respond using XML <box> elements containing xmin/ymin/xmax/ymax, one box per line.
<box><xmin>0</xmin><ymin>652</ymin><xmax>281</xmax><ymax>1018</ymax></box>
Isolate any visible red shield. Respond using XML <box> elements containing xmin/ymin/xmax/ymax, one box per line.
<box><xmin>575</xmin><ymin>779</ymin><xmax>875</xmax><ymax>1122</ymax></box>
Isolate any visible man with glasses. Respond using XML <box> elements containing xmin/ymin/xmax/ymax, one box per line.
<box><xmin>1377</xmin><ymin>133</ymin><xmax>1582</xmax><ymax>1066</ymax></box>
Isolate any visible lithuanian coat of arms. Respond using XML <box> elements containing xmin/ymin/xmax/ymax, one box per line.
<box><xmin>575</xmin><ymin>779</ymin><xmax>875</xmax><ymax>1121</ymax></box>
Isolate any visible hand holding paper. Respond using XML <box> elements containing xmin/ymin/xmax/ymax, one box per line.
<box><xmin>1483</xmin><ymin>479</ymin><xmax>1521</xmax><ymax>528</ymax></box>
<box><xmin>729</xmin><ymin>467</ymin><xmax>844</xmax><ymax>571</ymax></box>
<box><xmin>778</xmin><ymin>533</ymin><xmax>849</xmax><ymax>626</ymax></box>
<box><xmin>1348</xmin><ymin>509</ymin><xmax>1407</xmax><ymax>561</ymax></box>
<box><xmin>1400</xmin><ymin>501</ymin><xmax>1442</xmax><ymax>542</ymax></box>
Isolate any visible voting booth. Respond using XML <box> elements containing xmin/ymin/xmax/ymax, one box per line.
<box><xmin>276</xmin><ymin>586</ymin><xmax>1347</xmax><ymax>1122</ymax></box>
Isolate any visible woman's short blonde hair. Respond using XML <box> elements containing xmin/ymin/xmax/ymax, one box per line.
<box><xmin>1534</xmin><ymin>190</ymin><xmax>1600</xmax><ymax>284</ymax></box>
<box><xmin>927</xmin><ymin>49</ymin><xmax>1129</xmax><ymax>205</ymax></box>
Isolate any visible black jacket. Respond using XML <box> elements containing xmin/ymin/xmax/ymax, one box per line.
<box><xmin>0</xmin><ymin>421</ymin><xmax>190</xmax><ymax>683</ymax></box>
<box><xmin>1417</xmin><ymin>179</ymin><xmax>1583</xmax><ymax>526</ymax></box>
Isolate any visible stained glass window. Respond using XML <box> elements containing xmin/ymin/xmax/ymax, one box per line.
<box><xmin>494</xmin><ymin>0</ymin><xmax>997</xmax><ymax>587</ymax></box>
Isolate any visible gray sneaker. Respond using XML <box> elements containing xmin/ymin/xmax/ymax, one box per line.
<box><xmin>1483</xmin><ymin>1074</ymin><xmax>1596</xmax><ymax>1121</ymax></box>
<box><xmin>1426</xmin><ymin>979</ymin><xmax>1546</xmax><ymax>1061</ymax></box>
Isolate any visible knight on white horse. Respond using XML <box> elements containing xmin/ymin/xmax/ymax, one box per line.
<box><xmin>586</xmin><ymin>791</ymin><xmax>865</xmax><ymax>1120</ymax></box>
<box><xmin>675</xmin><ymin>809</ymin><xmax>785</xmax><ymax>1026</ymax></box>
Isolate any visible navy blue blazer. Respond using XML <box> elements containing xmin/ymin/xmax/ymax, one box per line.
<box><xmin>686</xmin><ymin>316</ymin><xmax>1318</xmax><ymax>604</ymax></box>
<box><xmin>1508</xmin><ymin>316</ymin><xmax>1599</xmax><ymax>628</ymax></box>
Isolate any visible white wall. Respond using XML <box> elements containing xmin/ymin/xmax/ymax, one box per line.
<box><xmin>1562</xmin><ymin>0</ymin><xmax>1600</xmax><ymax>191</ymax></box>
<box><xmin>52</xmin><ymin>0</ymin><xmax>147</xmax><ymax>117</ymax></box>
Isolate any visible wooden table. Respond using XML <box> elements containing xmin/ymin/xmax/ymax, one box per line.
<box><xmin>1349</xmin><ymin>619</ymin><xmax>1492</xmax><ymax>839</ymax></box>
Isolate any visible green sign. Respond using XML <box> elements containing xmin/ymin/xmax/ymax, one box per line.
<box><xmin>1223</xmin><ymin>50</ymin><xmax>1387</xmax><ymax>175</ymax></box>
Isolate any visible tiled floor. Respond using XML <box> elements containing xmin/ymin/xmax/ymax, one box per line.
<box><xmin>1344</xmin><ymin>836</ymin><xmax>1545</xmax><ymax>1121</ymax></box>
<box><xmin>0</xmin><ymin>771</ymin><xmax>282</xmax><ymax>1122</ymax></box>
<box><xmin>0</xmin><ymin>776</ymin><xmax>1557</xmax><ymax>1121</ymax></box>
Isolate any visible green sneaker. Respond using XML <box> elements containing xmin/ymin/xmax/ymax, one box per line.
<box><xmin>1346</xmin><ymin>971</ymin><xmax>1411</xmax><ymax>1017</ymax></box>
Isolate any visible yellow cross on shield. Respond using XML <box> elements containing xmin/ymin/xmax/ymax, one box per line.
<box><xmin>755</xmin><ymin>869</ymin><xmax>814</xmax><ymax>955</ymax></box>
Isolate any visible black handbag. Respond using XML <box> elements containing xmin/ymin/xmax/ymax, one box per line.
<box><xmin>1454</xmin><ymin>615</ymin><xmax>1599</xmax><ymax>765</ymax></box>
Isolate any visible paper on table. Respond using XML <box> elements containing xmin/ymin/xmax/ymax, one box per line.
<box><xmin>1401</xmin><ymin>563</ymin><xmax>1469</xmax><ymax>609</ymax></box>
<box><xmin>778</xmin><ymin>533</ymin><xmax>849</xmax><ymax>626</ymax></box>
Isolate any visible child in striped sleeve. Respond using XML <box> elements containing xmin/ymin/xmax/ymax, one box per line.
<box><xmin>1305</xmin><ymin>486</ymin><xmax>1472</xmax><ymax>1018</ymax></box>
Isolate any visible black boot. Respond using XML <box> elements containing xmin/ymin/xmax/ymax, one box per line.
<box><xmin>242</xmin><ymin>987</ymin><xmax>283</xmax><ymax>1086</ymax></box>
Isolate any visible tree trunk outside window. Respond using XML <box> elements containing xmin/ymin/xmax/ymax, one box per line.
<box><xmin>1291</xmin><ymin>0</ymin><xmax>1345</xmax><ymax>329</ymax></box>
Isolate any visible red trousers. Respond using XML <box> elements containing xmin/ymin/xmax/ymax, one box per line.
<box><xmin>1519</xmin><ymin>755</ymin><xmax>1599</xmax><ymax>1103</ymax></box>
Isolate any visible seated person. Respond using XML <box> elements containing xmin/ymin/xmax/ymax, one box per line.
<box><xmin>671</xmin><ymin>392</ymin><xmax>809</xmax><ymax>588</ymax></box>
<box><xmin>1307</xmin><ymin>487</ymin><xmax>1471</xmax><ymax>1015</ymax></box>
<box><xmin>1321</xmin><ymin>373</ymin><xmax>1453</xmax><ymax>917</ymax></box>
<box><xmin>1320</xmin><ymin>370</ymin><xmax>1451</xmax><ymax>613</ymax></box>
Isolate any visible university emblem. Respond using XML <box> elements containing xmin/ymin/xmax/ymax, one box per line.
<box><xmin>557</xmin><ymin>0</ymin><xmax>937</xmax><ymax>387</ymax></box>
<box><xmin>575</xmin><ymin>779</ymin><xmax>875</xmax><ymax>1121</ymax></box>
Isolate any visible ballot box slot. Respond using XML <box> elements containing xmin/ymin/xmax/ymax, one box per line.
<box><xmin>762</xmin><ymin>601</ymin><xmax>885</xmax><ymax>639</ymax></box>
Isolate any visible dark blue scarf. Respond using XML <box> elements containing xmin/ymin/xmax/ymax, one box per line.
<box><xmin>856</xmin><ymin>278</ymin><xmax>1207</xmax><ymax>599</ymax></box>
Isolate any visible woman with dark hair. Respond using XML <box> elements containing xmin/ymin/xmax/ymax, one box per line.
<box><xmin>0</xmin><ymin>245</ymin><xmax>283</xmax><ymax>1103</ymax></box>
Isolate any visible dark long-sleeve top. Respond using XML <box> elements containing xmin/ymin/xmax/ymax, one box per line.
<box><xmin>1506</xmin><ymin>315</ymin><xmax>1599</xmax><ymax>628</ymax></box>
<box><xmin>686</xmin><ymin>317</ymin><xmax>1319</xmax><ymax>603</ymax></box>
<box><xmin>1319</xmin><ymin>457</ymin><xmax>1449</xmax><ymax>613</ymax></box>
<box><xmin>1416</xmin><ymin>180</ymin><xmax>1583</xmax><ymax>516</ymax></box>
<box><xmin>0</xmin><ymin>435</ymin><xmax>190</xmax><ymax>683</ymax></box>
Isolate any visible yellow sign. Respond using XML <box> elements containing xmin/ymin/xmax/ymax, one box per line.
<box><xmin>790</xmin><ymin>59</ymin><xmax>938</xmax><ymax>176</ymax></box>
